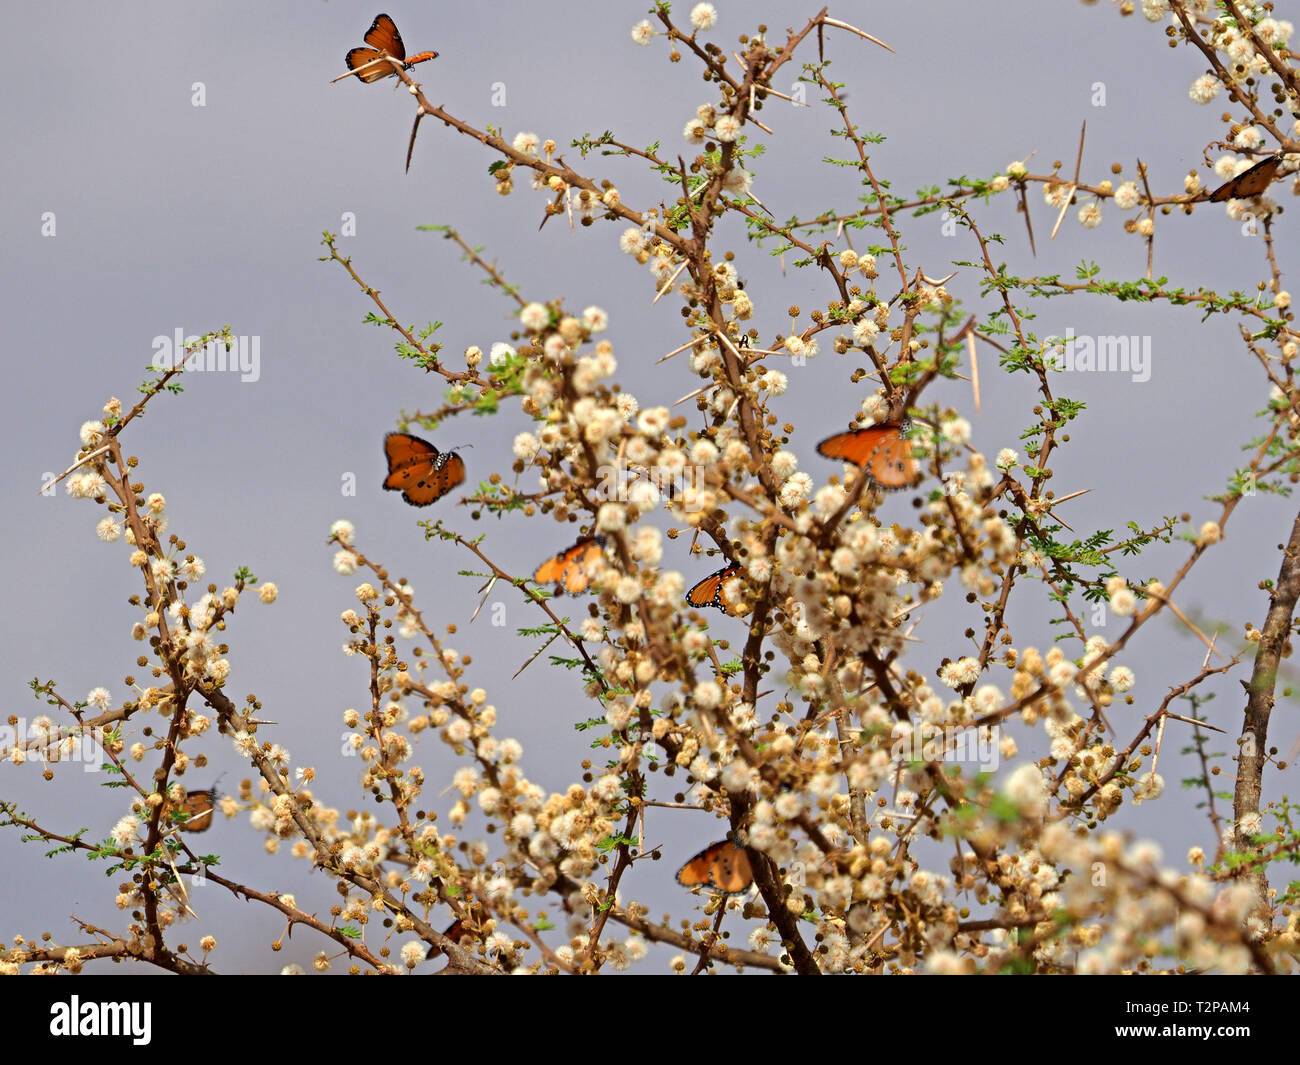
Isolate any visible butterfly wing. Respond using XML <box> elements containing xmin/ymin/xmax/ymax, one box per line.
<box><xmin>676</xmin><ymin>840</ymin><xmax>754</xmax><ymax>895</ymax></box>
<box><xmin>534</xmin><ymin>536</ymin><xmax>606</xmax><ymax>595</ymax></box>
<box><xmin>568</xmin><ymin>538</ymin><xmax>607</xmax><ymax>594</ymax></box>
<box><xmin>428</xmin><ymin>452</ymin><xmax>467</xmax><ymax>503</ymax></box>
<box><xmin>866</xmin><ymin>424</ymin><xmax>919</xmax><ymax>490</ymax></box>
<box><xmin>1208</xmin><ymin>155</ymin><xmax>1282</xmax><ymax>203</ymax></box>
<box><xmin>817</xmin><ymin>423</ymin><xmax>892</xmax><ymax>465</ymax></box>
<box><xmin>363</xmin><ymin>13</ymin><xmax>406</xmax><ymax>60</ymax></box>
<box><xmin>716</xmin><ymin>568</ymin><xmax>747</xmax><ymax>616</ymax></box>
<box><xmin>681</xmin><ymin>561</ymin><xmax>743</xmax><ymax>611</ymax></box>
<box><xmin>817</xmin><ymin>421</ymin><xmax>918</xmax><ymax>491</ymax></box>
<box><xmin>676</xmin><ymin>842</ymin><xmax>721</xmax><ymax>888</ymax></box>
<box><xmin>345</xmin><ymin>46</ymin><xmax>391</xmax><ymax>82</ymax></box>
<box><xmin>179</xmin><ymin>788</ymin><xmax>217</xmax><ymax>832</ymax></box>
<box><xmin>383</xmin><ymin>432</ymin><xmax>466</xmax><ymax>507</ymax></box>
<box><xmin>707</xmin><ymin>842</ymin><xmax>754</xmax><ymax>894</ymax></box>
<box><xmin>532</xmin><ymin>546</ymin><xmax>573</xmax><ymax>590</ymax></box>
<box><xmin>682</xmin><ymin>572</ymin><xmax>717</xmax><ymax>609</ymax></box>
<box><xmin>383</xmin><ymin>431</ymin><xmax>438</xmax><ymax>492</ymax></box>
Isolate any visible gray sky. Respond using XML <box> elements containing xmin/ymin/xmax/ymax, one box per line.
<box><xmin>2</xmin><ymin>1</ymin><xmax>1292</xmax><ymax>973</ymax></box>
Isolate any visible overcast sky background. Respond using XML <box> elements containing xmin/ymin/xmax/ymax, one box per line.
<box><xmin>3</xmin><ymin>1</ymin><xmax>1295</xmax><ymax>974</ymax></box>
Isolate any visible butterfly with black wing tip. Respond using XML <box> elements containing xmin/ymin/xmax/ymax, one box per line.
<box><xmin>1207</xmin><ymin>155</ymin><xmax>1283</xmax><ymax>203</ymax></box>
<box><xmin>534</xmin><ymin>535</ymin><xmax>608</xmax><ymax>596</ymax></box>
<box><xmin>340</xmin><ymin>13</ymin><xmax>439</xmax><ymax>83</ymax></box>
<box><xmin>816</xmin><ymin>419</ymin><xmax>920</xmax><ymax>491</ymax></box>
<box><xmin>382</xmin><ymin>432</ymin><xmax>466</xmax><ymax>507</ymax></box>
<box><xmin>676</xmin><ymin>838</ymin><xmax>755</xmax><ymax>895</ymax></box>
<box><xmin>683</xmin><ymin>563</ymin><xmax>748</xmax><ymax>616</ymax></box>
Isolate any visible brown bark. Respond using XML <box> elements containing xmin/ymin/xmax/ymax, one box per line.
<box><xmin>1234</xmin><ymin>508</ymin><xmax>1300</xmax><ymax>909</ymax></box>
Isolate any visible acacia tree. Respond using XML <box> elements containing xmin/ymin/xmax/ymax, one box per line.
<box><xmin>4</xmin><ymin>1</ymin><xmax>1300</xmax><ymax>975</ymax></box>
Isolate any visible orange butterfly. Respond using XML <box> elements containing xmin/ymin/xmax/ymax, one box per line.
<box><xmin>684</xmin><ymin>563</ymin><xmax>746</xmax><ymax>616</ymax></box>
<box><xmin>676</xmin><ymin>839</ymin><xmax>754</xmax><ymax>895</ymax></box>
<box><xmin>1208</xmin><ymin>155</ymin><xmax>1282</xmax><ymax>203</ymax></box>
<box><xmin>816</xmin><ymin>419</ymin><xmax>919</xmax><ymax>491</ymax></box>
<box><xmin>534</xmin><ymin>535</ymin><xmax>607</xmax><ymax>595</ymax></box>
<box><xmin>383</xmin><ymin>432</ymin><xmax>466</xmax><ymax>507</ymax></box>
<box><xmin>344</xmin><ymin>13</ymin><xmax>438</xmax><ymax>83</ymax></box>
<box><xmin>168</xmin><ymin>787</ymin><xmax>218</xmax><ymax>833</ymax></box>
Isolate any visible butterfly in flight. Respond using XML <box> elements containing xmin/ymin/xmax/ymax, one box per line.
<box><xmin>676</xmin><ymin>838</ymin><xmax>754</xmax><ymax>895</ymax></box>
<box><xmin>167</xmin><ymin>787</ymin><xmax>219</xmax><ymax>833</ymax></box>
<box><xmin>1207</xmin><ymin>155</ymin><xmax>1283</xmax><ymax>203</ymax></box>
<box><xmin>342</xmin><ymin>13</ymin><xmax>438</xmax><ymax>83</ymax></box>
<box><xmin>383</xmin><ymin>432</ymin><xmax>466</xmax><ymax>507</ymax></box>
<box><xmin>683</xmin><ymin>563</ymin><xmax>747</xmax><ymax>616</ymax></box>
<box><xmin>534</xmin><ymin>535</ymin><xmax>607</xmax><ymax>596</ymax></box>
<box><xmin>817</xmin><ymin>419</ymin><xmax>920</xmax><ymax>491</ymax></box>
